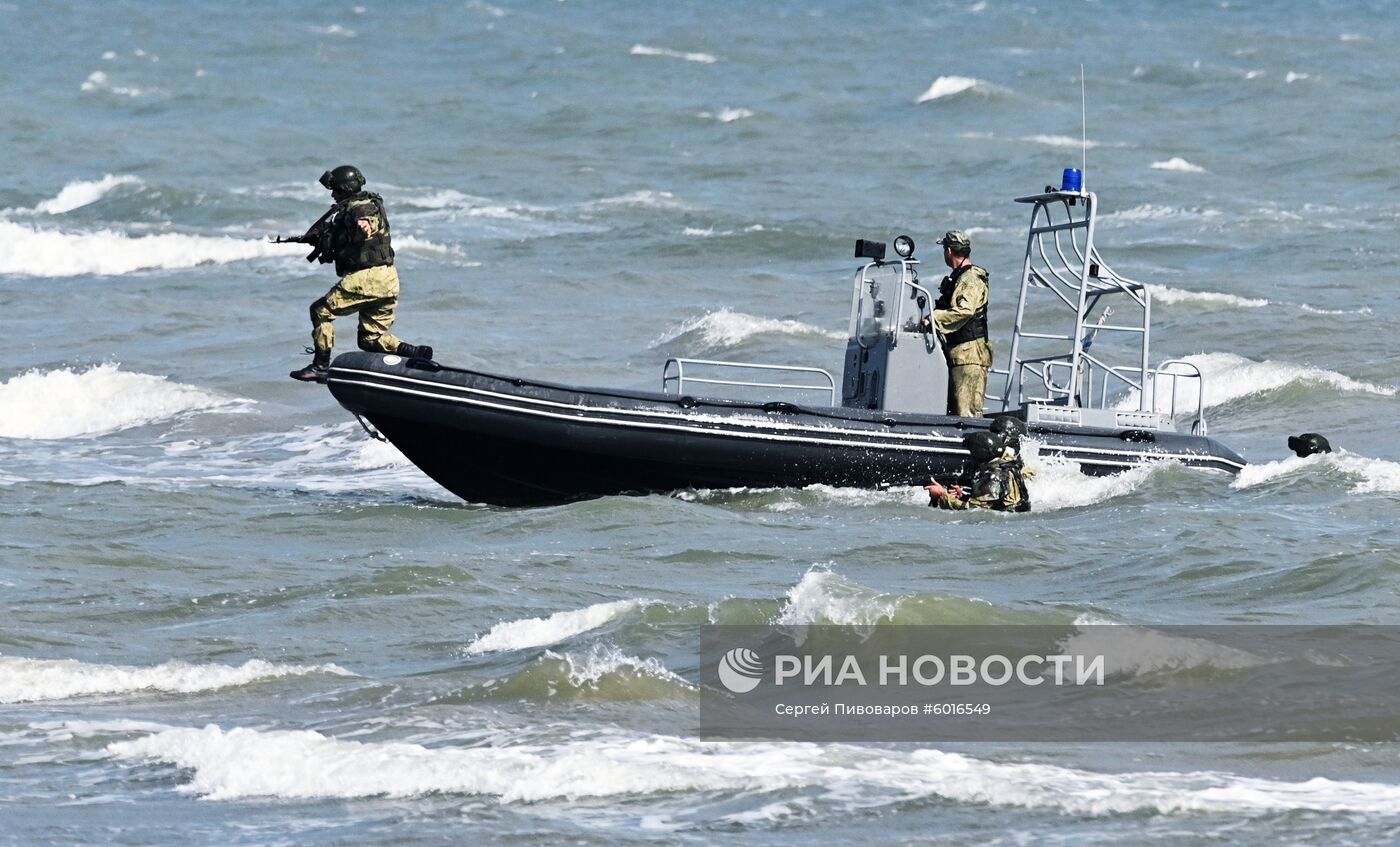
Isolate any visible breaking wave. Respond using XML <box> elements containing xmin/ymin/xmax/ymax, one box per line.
<box><xmin>697</xmin><ymin>107</ymin><xmax>754</xmax><ymax>123</ymax></box>
<box><xmin>915</xmin><ymin>76</ymin><xmax>990</xmax><ymax>103</ymax></box>
<box><xmin>774</xmin><ymin>571</ymin><xmax>1058</xmax><ymax>627</ymax></box>
<box><xmin>19</xmin><ymin>174</ymin><xmax>144</xmax><ymax>215</ymax></box>
<box><xmin>630</xmin><ymin>44</ymin><xmax>718</xmax><ymax>64</ymax></box>
<box><xmin>1059</xmin><ymin>622</ymin><xmax>1271</xmax><ymax>678</ymax></box>
<box><xmin>464</xmin><ymin>599</ymin><xmax>653</xmax><ymax>654</ymax></box>
<box><xmin>1146</xmin><ymin>284</ymin><xmax>1269</xmax><ymax>308</ymax></box>
<box><xmin>1181</xmin><ymin>352</ymin><xmax>1395</xmax><ymax>407</ymax></box>
<box><xmin>106</xmin><ymin>724</ymin><xmax>1400</xmax><ymax>816</ymax></box>
<box><xmin>0</xmin><ymin>364</ymin><xmax>250</xmax><ymax>439</ymax></box>
<box><xmin>653</xmin><ymin>309</ymin><xmax>844</xmax><ymax>351</ymax></box>
<box><xmin>1233</xmin><ymin>452</ymin><xmax>1400</xmax><ymax>495</ymax></box>
<box><xmin>1151</xmin><ymin>157</ymin><xmax>1207</xmax><ymax>173</ymax></box>
<box><xmin>471</xmin><ymin>646</ymin><xmax>694</xmax><ymax>701</ymax></box>
<box><xmin>0</xmin><ymin>220</ymin><xmax>298</xmax><ymax>277</ymax></box>
<box><xmin>0</xmin><ymin>657</ymin><xmax>350</xmax><ymax>704</ymax></box>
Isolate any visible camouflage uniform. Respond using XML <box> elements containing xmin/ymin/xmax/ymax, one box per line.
<box><xmin>310</xmin><ymin>194</ymin><xmax>404</xmax><ymax>354</ymax></box>
<box><xmin>933</xmin><ymin>263</ymin><xmax>993</xmax><ymax>418</ymax></box>
<box><xmin>931</xmin><ymin>453</ymin><xmax>1031</xmax><ymax>512</ymax></box>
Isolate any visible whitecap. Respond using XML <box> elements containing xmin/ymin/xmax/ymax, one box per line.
<box><xmin>1285</xmin><ymin>71</ymin><xmax>1310</xmax><ymax>83</ymax></box>
<box><xmin>106</xmin><ymin>724</ymin><xmax>1400</xmax><ymax>815</ymax></box>
<box><xmin>0</xmin><ymin>364</ymin><xmax>251</xmax><ymax>440</ymax></box>
<box><xmin>29</xmin><ymin>174</ymin><xmax>143</xmax><ymax>215</ymax></box>
<box><xmin>653</xmin><ymin>308</ymin><xmax>845</xmax><ymax>350</ymax></box>
<box><xmin>1146</xmin><ymin>284</ymin><xmax>1268</xmax><ymax>308</ymax></box>
<box><xmin>630</xmin><ymin>44</ymin><xmax>717</xmax><ymax>64</ymax></box>
<box><xmin>1021</xmin><ymin>134</ymin><xmax>1100</xmax><ymax>149</ymax></box>
<box><xmin>465</xmin><ymin>599</ymin><xmax>651</xmax><ymax>654</ymax></box>
<box><xmin>0</xmin><ymin>657</ymin><xmax>351</xmax><ymax>704</ymax></box>
<box><xmin>1233</xmin><ymin>452</ymin><xmax>1400</xmax><ymax>495</ymax></box>
<box><xmin>0</xmin><ymin>220</ymin><xmax>302</xmax><ymax>277</ymax></box>
<box><xmin>1151</xmin><ymin>157</ymin><xmax>1206</xmax><ymax>173</ymax></box>
<box><xmin>915</xmin><ymin>75</ymin><xmax>980</xmax><ymax>103</ymax></box>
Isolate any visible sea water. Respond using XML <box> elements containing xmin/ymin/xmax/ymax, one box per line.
<box><xmin>2</xmin><ymin>1</ymin><xmax>1399</xmax><ymax>844</ymax></box>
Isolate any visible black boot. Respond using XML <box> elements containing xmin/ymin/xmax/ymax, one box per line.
<box><xmin>290</xmin><ymin>348</ymin><xmax>331</xmax><ymax>383</ymax></box>
<box><xmin>397</xmin><ymin>343</ymin><xmax>434</xmax><ymax>361</ymax></box>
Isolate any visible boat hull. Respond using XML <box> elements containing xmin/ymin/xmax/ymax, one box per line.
<box><xmin>326</xmin><ymin>352</ymin><xmax>1246</xmax><ymax>506</ymax></box>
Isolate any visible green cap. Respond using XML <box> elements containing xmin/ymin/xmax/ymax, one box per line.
<box><xmin>937</xmin><ymin>230</ymin><xmax>971</xmax><ymax>251</ymax></box>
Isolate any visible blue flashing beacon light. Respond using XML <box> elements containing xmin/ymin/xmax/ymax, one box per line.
<box><xmin>1061</xmin><ymin>167</ymin><xmax>1083</xmax><ymax>193</ymax></box>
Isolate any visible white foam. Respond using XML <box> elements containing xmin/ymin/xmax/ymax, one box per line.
<box><xmin>107</xmin><ymin>724</ymin><xmax>1400</xmax><ymax>816</ymax></box>
<box><xmin>549</xmin><ymin>646</ymin><xmax>693</xmax><ymax>690</ymax></box>
<box><xmin>465</xmin><ymin>599</ymin><xmax>651</xmax><ymax>654</ymax></box>
<box><xmin>587</xmin><ymin>190</ymin><xmax>683</xmax><ymax>210</ymax></box>
<box><xmin>776</xmin><ymin>571</ymin><xmax>901</xmax><ymax>626</ymax></box>
<box><xmin>1058</xmin><ymin>625</ymin><xmax>1269</xmax><ymax>677</ymax></box>
<box><xmin>80</xmin><ymin>70</ymin><xmax>149</xmax><ymax>97</ymax></box>
<box><xmin>1233</xmin><ymin>452</ymin><xmax>1400</xmax><ymax>495</ymax></box>
<box><xmin>1100</xmin><ymin>204</ymin><xmax>1223</xmax><ymax>224</ymax></box>
<box><xmin>1018</xmin><ymin>442</ymin><xmax>1163</xmax><ymax>511</ymax></box>
<box><xmin>311</xmin><ymin>24</ymin><xmax>356</xmax><ymax>37</ymax></box>
<box><xmin>0</xmin><ymin>365</ymin><xmax>250</xmax><ymax>439</ymax></box>
<box><xmin>1021</xmin><ymin>134</ymin><xmax>1100</xmax><ymax>150</ymax></box>
<box><xmin>698</xmin><ymin>107</ymin><xmax>754</xmax><ymax>123</ymax></box>
<box><xmin>654</xmin><ymin>308</ymin><xmax>844</xmax><ymax>350</ymax></box>
<box><xmin>630</xmin><ymin>44</ymin><xmax>717</xmax><ymax>64</ymax></box>
<box><xmin>1285</xmin><ymin>71</ymin><xmax>1310</xmax><ymax>83</ymax></box>
<box><xmin>29</xmin><ymin>174</ymin><xmax>143</xmax><ymax>215</ymax></box>
<box><xmin>1151</xmin><ymin>157</ymin><xmax>1206</xmax><ymax>173</ymax></box>
<box><xmin>1181</xmin><ymin>352</ymin><xmax>1395</xmax><ymax>408</ymax></box>
<box><xmin>0</xmin><ymin>220</ymin><xmax>300</xmax><ymax>277</ymax></box>
<box><xmin>1147</xmin><ymin>284</ymin><xmax>1268</xmax><ymax>308</ymax></box>
<box><xmin>1299</xmin><ymin>303</ymin><xmax>1372</xmax><ymax>316</ymax></box>
<box><xmin>0</xmin><ymin>657</ymin><xmax>350</xmax><ymax>703</ymax></box>
<box><xmin>915</xmin><ymin>76</ymin><xmax>980</xmax><ymax>103</ymax></box>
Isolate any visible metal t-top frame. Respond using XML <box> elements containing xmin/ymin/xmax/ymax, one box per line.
<box><xmin>997</xmin><ymin>189</ymin><xmax>1158</xmax><ymax>417</ymax></box>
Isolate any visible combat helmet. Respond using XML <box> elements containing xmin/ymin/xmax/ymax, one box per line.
<box><xmin>320</xmin><ymin>164</ymin><xmax>366</xmax><ymax>194</ymax></box>
<box><xmin>989</xmin><ymin>416</ymin><xmax>1027</xmax><ymax>450</ymax></box>
<box><xmin>962</xmin><ymin>431</ymin><xmax>1006</xmax><ymax>463</ymax></box>
<box><xmin>1287</xmin><ymin>432</ymin><xmax>1332</xmax><ymax>457</ymax></box>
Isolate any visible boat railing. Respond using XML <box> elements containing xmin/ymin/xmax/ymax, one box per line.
<box><xmin>662</xmin><ymin>358</ymin><xmax>837</xmax><ymax>405</ymax></box>
<box><xmin>1149</xmin><ymin>360</ymin><xmax>1208</xmax><ymax>435</ymax></box>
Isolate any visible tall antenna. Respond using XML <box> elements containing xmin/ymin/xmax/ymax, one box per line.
<box><xmin>1080</xmin><ymin>63</ymin><xmax>1087</xmax><ymax>190</ymax></box>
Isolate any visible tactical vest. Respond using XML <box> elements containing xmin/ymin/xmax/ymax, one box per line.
<box><xmin>327</xmin><ymin>192</ymin><xmax>395</xmax><ymax>276</ymax></box>
<box><xmin>935</xmin><ymin>264</ymin><xmax>989</xmax><ymax>348</ymax></box>
<box><xmin>970</xmin><ymin>458</ymin><xmax>1031</xmax><ymax>513</ymax></box>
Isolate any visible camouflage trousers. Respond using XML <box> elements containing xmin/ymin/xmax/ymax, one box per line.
<box><xmin>947</xmin><ymin>364</ymin><xmax>988</xmax><ymax>418</ymax></box>
<box><xmin>309</xmin><ymin>265</ymin><xmax>403</xmax><ymax>354</ymax></box>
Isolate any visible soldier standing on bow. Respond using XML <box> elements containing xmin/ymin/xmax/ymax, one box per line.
<box><xmin>286</xmin><ymin>165</ymin><xmax>434</xmax><ymax>383</ymax></box>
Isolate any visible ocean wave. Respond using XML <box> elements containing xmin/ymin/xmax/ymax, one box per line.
<box><xmin>1151</xmin><ymin>157</ymin><xmax>1206</xmax><ymax>173</ymax></box>
<box><xmin>0</xmin><ymin>364</ymin><xmax>251</xmax><ymax>440</ymax></box>
<box><xmin>1059</xmin><ymin>621</ymin><xmax>1271</xmax><ymax>678</ymax></box>
<box><xmin>1115</xmin><ymin>352</ymin><xmax>1394</xmax><ymax>413</ymax></box>
<box><xmin>1020</xmin><ymin>134</ymin><xmax>1100</xmax><ymax>149</ymax></box>
<box><xmin>80</xmin><ymin>70</ymin><xmax>155</xmax><ymax>98</ymax></box>
<box><xmin>106</xmin><ymin>724</ymin><xmax>1400</xmax><ymax>816</ymax></box>
<box><xmin>697</xmin><ymin>107</ymin><xmax>754</xmax><ymax>123</ymax></box>
<box><xmin>585</xmin><ymin>190</ymin><xmax>684</xmax><ymax>211</ymax></box>
<box><xmin>1232</xmin><ymin>452</ymin><xmax>1400</xmax><ymax>495</ymax></box>
<box><xmin>14</xmin><ymin>174</ymin><xmax>144</xmax><ymax>215</ymax></box>
<box><xmin>464</xmin><ymin>599</ymin><xmax>652</xmax><ymax>654</ymax></box>
<box><xmin>472</xmin><ymin>646</ymin><xmax>694</xmax><ymax>701</ymax></box>
<box><xmin>774</xmin><ymin>570</ymin><xmax>1054</xmax><ymax>627</ymax></box>
<box><xmin>1146</xmin><ymin>284</ymin><xmax>1268</xmax><ymax>308</ymax></box>
<box><xmin>0</xmin><ymin>220</ymin><xmax>299</xmax><ymax>277</ymax></box>
<box><xmin>1019</xmin><ymin>444</ymin><xmax>1166</xmax><ymax>510</ymax></box>
<box><xmin>0</xmin><ymin>657</ymin><xmax>350</xmax><ymax>704</ymax></box>
<box><xmin>1182</xmin><ymin>352</ymin><xmax>1394</xmax><ymax>407</ymax></box>
<box><xmin>1098</xmin><ymin>204</ymin><xmax>1223</xmax><ymax>225</ymax></box>
<box><xmin>653</xmin><ymin>308</ymin><xmax>844</xmax><ymax>351</ymax></box>
<box><xmin>915</xmin><ymin>76</ymin><xmax>992</xmax><ymax>103</ymax></box>
<box><xmin>630</xmin><ymin>44</ymin><xmax>717</xmax><ymax>64</ymax></box>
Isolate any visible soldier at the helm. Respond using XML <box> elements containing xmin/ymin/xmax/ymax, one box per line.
<box><xmin>919</xmin><ymin>229</ymin><xmax>993</xmax><ymax>418</ymax></box>
<box><xmin>290</xmin><ymin>165</ymin><xmax>434</xmax><ymax>382</ymax></box>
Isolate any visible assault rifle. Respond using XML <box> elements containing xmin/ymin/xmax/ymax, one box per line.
<box><xmin>270</xmin><ymin>204</ymin><xmax>337</xmax><ymax>263</ymax></box>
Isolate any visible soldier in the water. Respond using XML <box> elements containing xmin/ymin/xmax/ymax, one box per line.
<box><xmin>919</xmin><ymin>230</ymin><xmax>992</xmax><ymax>417</ymax></box>
<box><xmin>925</xmin><ymin>429</ymin><xmax>1031</xmax><ymax>512</ymax></box>
<box><xmin>287</xmin><ymin>165</ymin><xmax>434</xmax><ymax>382</ymax></box>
